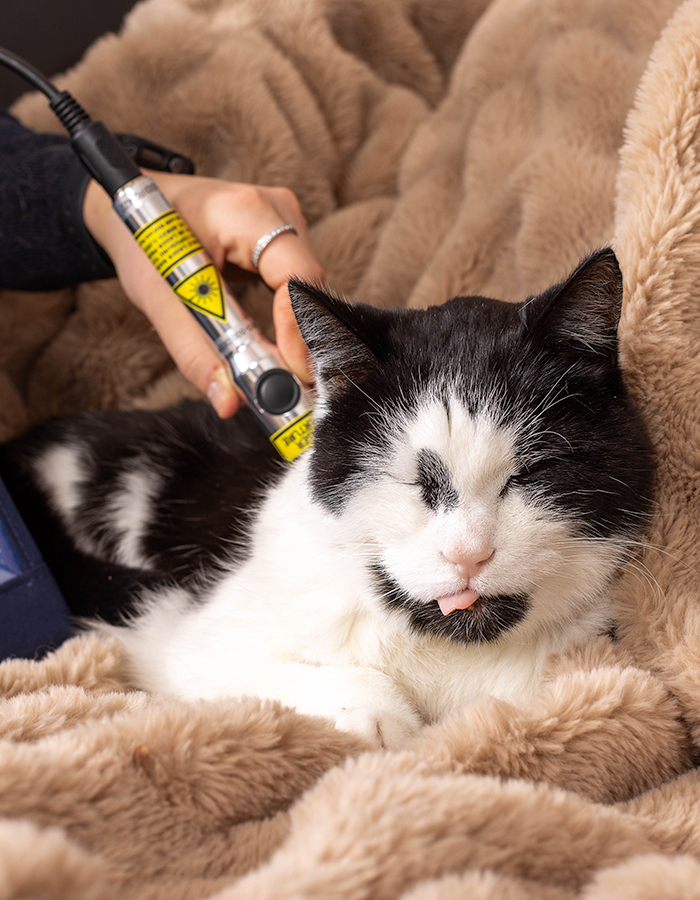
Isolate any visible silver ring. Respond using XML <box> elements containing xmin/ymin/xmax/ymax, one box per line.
<box><xmin>251</xmin><ymin>224</ymin><xmax>298</xmax><ymax>270</ymax></box>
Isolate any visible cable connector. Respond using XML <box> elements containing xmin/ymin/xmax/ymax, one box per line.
<box><xmin>48</xmin><ymin>90</ymin><xmax>91</xmax><ymax>136</ymax></box>
<box><xmin>68</xmin><ymin>119</ymin><xmax>142</xmax><ymax>195</ymax></box>
<box><xmin>50</xmin><ymin>87</ymin><xmax>142</xmax><ymax>196</ymax></box>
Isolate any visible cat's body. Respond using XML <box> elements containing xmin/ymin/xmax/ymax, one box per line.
<box><xmin>0</xmin><ymin>249</ymin><xmax>654</xmax><ymax>748</ymax></box>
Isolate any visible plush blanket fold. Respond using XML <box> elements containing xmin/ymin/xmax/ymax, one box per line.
<box><xmin>3</xmin><ymin>0</ymin><xmax>700</xmax><ymax>896</ymax></box>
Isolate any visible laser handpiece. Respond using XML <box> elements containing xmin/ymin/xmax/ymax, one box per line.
<box><xmin>110</xmin><ymin>173</ymin><xmax>313</xmax><ymax>461</ymax></box>
<box><xmin>0</xmin><ymin>46</ymin><xmax>313</xmax><ymax>462</ymax></box>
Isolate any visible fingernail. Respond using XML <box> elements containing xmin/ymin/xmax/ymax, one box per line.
<box><xmin>206</xmin><ymin>375</ymin><xmax>228</xmax><ymax>416</ymax></box>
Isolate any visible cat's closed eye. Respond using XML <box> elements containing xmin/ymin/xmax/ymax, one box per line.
<box><xmin>501</xmin><ymin>460</ymin><xmax>553</xmax><ymax>494</ymax></box>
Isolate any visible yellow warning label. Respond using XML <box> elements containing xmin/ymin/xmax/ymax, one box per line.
<box><xmin>270</xmin><ymin>410</ymin><xmax>314</xmax><ymax>462</ymax></box>
<box><xmin>173</xmin><ymin>264</ymin><xmax>226</xmax><ymax>321</ymax></box>
<box><xmin>134</xmin><ymin>210</ymin><xmax>202</xmax><ymax>277</ymax></box>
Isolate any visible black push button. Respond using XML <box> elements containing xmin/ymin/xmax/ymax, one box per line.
<box><xmin>255</xmin><ymin>368</ymin><xmax>301</xmax><ymax>415</ymax></box>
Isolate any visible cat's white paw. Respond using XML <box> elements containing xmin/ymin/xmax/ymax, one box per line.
<box><xmin>335</xmin><ymin>705</ymin><xmax>422</xmax><ymax>750</ymax></box>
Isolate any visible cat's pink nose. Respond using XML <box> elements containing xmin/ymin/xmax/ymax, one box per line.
<box><xmin>443</xmin><ymin>546</ymin><xmax>494</xmax><ymax>581</ymax></box>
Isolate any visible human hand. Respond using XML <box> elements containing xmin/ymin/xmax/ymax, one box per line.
<box><xmin>83</xmin><ymin>173</ymin><xmax>325</xmax><ymax>417</ymax></box>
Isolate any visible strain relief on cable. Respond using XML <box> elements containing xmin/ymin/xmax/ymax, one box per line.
<box><xmin>49</xmin><ymin>91</ymin><xmax>91</xmax><ymax>136</ymax></box>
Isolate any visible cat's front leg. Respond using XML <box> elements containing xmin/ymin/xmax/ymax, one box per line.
<box><xmin>253</xmin><ymin>661</ymin><xmax>424</xmax><ymax>750</ymax></box>
<box><xmin>333</xmin><ymin>704</ymin><xmax>421</xmax><ymax>750</ymax></box>
<box><xmin>110</xmin><ymin>607</ymin><xmax>424</xmax><ymax>748</ymax></box>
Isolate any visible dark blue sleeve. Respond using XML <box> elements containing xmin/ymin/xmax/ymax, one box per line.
<box><xmin>0</xmin><ymin>108</ymin><xmax>116</xmax><ymax>290</ymax></box>
<box><xmin>0</xmin><ymin>475</ymin><xmax>74</xmax><ymax>659</ymax></box>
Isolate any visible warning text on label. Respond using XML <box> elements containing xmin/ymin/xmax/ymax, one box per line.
<box><xmin>135</xmin><ymin>210</ymin><xmax>202</xmax><ymax>277</ymax></box>
<box><xmin>270</xmin><ymin>411</ymin><xmax>314</xmax><ymax>462</ymax></box>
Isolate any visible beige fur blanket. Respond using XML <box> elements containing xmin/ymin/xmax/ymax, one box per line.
<box><xmin>4</xmin><ymin>0</ymin><xmax>700</xmax><ymax>896</ymax></box>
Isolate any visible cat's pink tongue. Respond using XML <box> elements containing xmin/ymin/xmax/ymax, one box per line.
<box><xmin>436</xmin><ymin>589</ymin><xmax>480</xmax><ymax>616</ymax></box>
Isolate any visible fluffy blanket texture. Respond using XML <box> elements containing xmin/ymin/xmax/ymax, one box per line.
<box><xmin>3</xmin><ymin>0</ymin><xmax>700</xmax><ymax>895</ymax></box>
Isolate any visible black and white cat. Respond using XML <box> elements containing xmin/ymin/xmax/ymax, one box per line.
<box><xmin>0</xmin><ymin>248</ymin><xmax>654</xmax><ymax>748</ymax></box>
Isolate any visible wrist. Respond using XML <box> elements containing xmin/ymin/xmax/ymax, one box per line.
<box><xmin>82</xmin><ymin>177</ymin><xmax>115</xmax><ymax>249</ymax></box>
<box><xmin>62</xmin><ymin>157</ymin><xmax>116</xmax><ymax>281</ymax></box>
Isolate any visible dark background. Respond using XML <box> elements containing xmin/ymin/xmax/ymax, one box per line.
<box><xmin>1</xmin><ymin>1</ymin><xmax>139</xmax><ymax>107</ymax></box>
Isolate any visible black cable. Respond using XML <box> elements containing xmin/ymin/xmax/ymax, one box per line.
<box><xmin>0</xmin><ymin>45</ymin><xmax>93</xmax><ymax>137</ymax></box>
<box><xmin>0</xmin><ymin>45</ymin><xmax>61</xmax><ymax>102</ymax></box>
<box><xmin>0</xmin><ymin>44</ymin><xmax>140</xmax><ymax>191</ymax></box>
<box><xmin>0</xmin><ymin>45</ymin><xmax>194</xmax><ymax>176</ymax></box>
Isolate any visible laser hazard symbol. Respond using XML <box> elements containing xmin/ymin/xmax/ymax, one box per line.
<box><xmin>174</xmin><ymin>264</ymin><xmax>226</xmax><ymax>321</ymax></box>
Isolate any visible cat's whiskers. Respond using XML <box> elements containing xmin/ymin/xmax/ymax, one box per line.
<box><xmin>542</xmin><ymin>534</ymin><xmax>695</xmax><ymax>606</ymax></box>
<box><xmin>334</xmin><ymin>367</ymin><xmax>388</xmax><ymax>418</ymax></box>
<box><xmin>526</xmin><ymin>362</ymin><xmax>580</xmax><ymax>418</ymax></box>
<box><xmin>550</xmin><ymin>533</ymin><xmax>697</xmax><ymax>572</ymax></box>
<box><xmin>617</xmin><ymin>559</ymin><xmax>665</xmax><ymax>604</ymax></box>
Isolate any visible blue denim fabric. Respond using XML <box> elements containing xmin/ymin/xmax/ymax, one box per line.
<box><xmin>0</xmin><ymin>476</ymin><xmax>74</xmax><ymax>659</ymax></box>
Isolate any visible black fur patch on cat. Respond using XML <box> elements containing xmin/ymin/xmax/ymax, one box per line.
<box><xmin>372</xmin><ymin>564</ymin><xmax>530</xmax><ymax>644</ymax></box>
<box><xmin>415</xmin><ymin>449</ymin><xmax>459</xmax><ymax>511</ymax></box>
<box><xmin>289</xmin><ymin>249</ymin><xmax>654</xmax><ymax>542</ymax></box>
<box><xmin>0</xmin><ymin>401</ymin><xmax>283</xmax><ymax>623</ymax></box>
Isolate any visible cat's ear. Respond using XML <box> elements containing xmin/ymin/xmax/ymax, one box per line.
<box><xmin>521</xmin><ymin>248</ymin><xmax>622</xmax><ymax>357</ymax></box>
<box><xmin>287</xmin><ymin>281</ymin><xmax>378</xmax><ymax>388</ymax></box>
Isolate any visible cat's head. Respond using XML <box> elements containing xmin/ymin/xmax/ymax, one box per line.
<box><xmin>288</xmin><ymin>249</ymin><xmax>654</xmax><ymax>646</ymax></box>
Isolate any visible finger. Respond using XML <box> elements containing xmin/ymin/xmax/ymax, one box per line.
<box><xmin>209</xmin><ymin>185</ymin><xmax>313</xmax><ymax>274</ymax></box>
<box><xmin>252</xmin><ymin>220</ymin><xmax>325</xmax><ymax>298</ymax></box>
<box><xmin>273</xmin><ymin>283</ymin><xmax>314</xmax><ymax>384</ymax></box>
<box><xmin>261</xmin><ymin>238</ymin><xmax>324</xmax><ymax>383</ymax></box>
<box><xmin>229</xmin><ymin>217</ymin><xmax>324</xmax><ymax>383</ymax></box>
